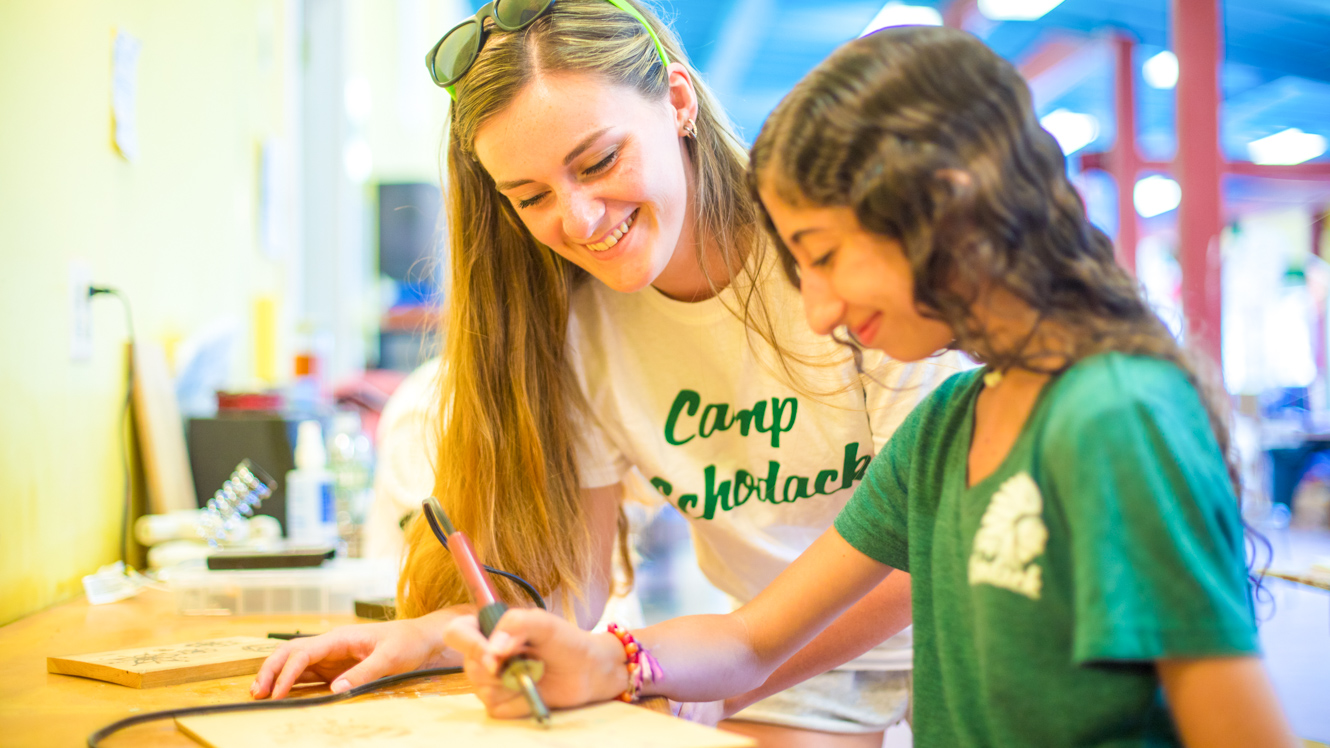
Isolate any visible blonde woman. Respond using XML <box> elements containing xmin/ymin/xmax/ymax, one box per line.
<box><xmin>252</xmin><ymin>1</ymin><xmax>958</xmax><ymax>742</ymax></box>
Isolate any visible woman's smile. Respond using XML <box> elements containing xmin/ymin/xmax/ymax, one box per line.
<box><xmin>583</xmin><ymin>208</ymin><xmax>639</xmax><ymax>256</ymax></box>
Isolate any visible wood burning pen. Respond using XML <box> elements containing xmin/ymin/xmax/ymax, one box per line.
<box><xmin>422</xmin><ymin>498</ymin><xmax>552</xmax><ymax>728</ymax></box>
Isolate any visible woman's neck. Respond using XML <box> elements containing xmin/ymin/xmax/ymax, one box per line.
<box><xmin>649</xmin><ymin>143</ymin><xmax>738</xmax><ymax>302</ymax></box>
<box><xmin>651</xmin><ymin>239</ymin><xmax>734</xmax><ymax>301</ymax></box>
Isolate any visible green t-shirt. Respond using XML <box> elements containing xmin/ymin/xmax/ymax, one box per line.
<box><xmin>835</xmin><ymin>353</ymin><xmax>1257</xmax><ymax>747</ymax></box>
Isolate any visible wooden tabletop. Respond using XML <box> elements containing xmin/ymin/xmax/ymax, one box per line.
<box><xmin>0</xmin><ymin>589</ymin><xmax>472</xmax><ymax>747</ymax></box>
<box><xmin>1265</xmin><ymin>569</ymin><xmax>1330</xmax><ymax>592</ymax></box>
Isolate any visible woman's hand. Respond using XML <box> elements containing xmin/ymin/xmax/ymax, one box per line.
<box><xmin>443</xmin><ymin>608</ymin><xmax>627</xmax><ymax>718</ymax></box>
<box><xmin>250</xmin><ymin>607</ymin><xmax>468</xmax><ymax>699</ymax></box>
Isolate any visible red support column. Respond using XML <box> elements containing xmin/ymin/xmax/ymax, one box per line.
<box><xmin>1173</xmin><ymin>0</ymin><xmax>1225</xmax><ymax>366</ymax></box>
<box><xmin>1110</xmin><ymin>35</ymin><xmax>1140</xmax><ymax>274</ymax></box>
<box><xmin>943</xmin><ymin>0</ymin><xmax>977</xmax><ymax>29</ymax></box>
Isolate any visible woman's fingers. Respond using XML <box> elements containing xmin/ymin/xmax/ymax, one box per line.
<box><xmin>252</xmin><ymin>642</ymin><xmax>337</xmax><ymax>698</ymax></box>
<box><xmin>251</xmin><ymin>646</ymin><xmax>292</xmax><ymax>698</ymax></box>
<box><xmin>330</xmin><ymin>647</ymin><xmax>397</xmax><ymax>693</ymax></box>
<box><xmin>270</xmin><ymin>649</ymin><xmax>314</xmax><ymax>699</ymax></box>
<box><xmin>254</xmin><ymin>632</ymin><xmax>355</xmax><ymax>699</ymax></box>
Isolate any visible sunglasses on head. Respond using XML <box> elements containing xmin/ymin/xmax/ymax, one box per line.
<box><xmin>425</xmin><ymin>0</ymin><xmax>672</xmax><ymax>98</ymax></box>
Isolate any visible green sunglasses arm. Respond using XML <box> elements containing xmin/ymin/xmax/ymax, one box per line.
<box><xmin>602</xmin><ymin>0</ymin><xmax>671</xmax><ymax>69</ymax></box>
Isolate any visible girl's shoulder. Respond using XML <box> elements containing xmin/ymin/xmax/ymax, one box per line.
<box><xmin>1051</xmin><ymin>352</ymin><xmax>1197</xmax><ymax>409</ymax></box>
<box><xmin>1039</xmin><ymin>352</ymin><xmax>1214</xmax><ymax>446</ymax></box>
<box><xmin>908</xmin><ymin>363</ymin><xmax>985</xmax><ymax>423</ymax></box>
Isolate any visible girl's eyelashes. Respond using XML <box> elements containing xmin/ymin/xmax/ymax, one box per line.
<box><xmin>810</xmin><ymin>249</ymin><xmax>837</xmax><ymax>268</ymax></box>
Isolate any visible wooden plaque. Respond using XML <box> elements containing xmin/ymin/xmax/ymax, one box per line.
<box><xmin>47</xmin><ymin>636</ymin><xmax>280</xmax><ymax>688</ymax></box>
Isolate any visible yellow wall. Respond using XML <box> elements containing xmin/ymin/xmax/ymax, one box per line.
<box><xmin>349</xmin><ymin>0</ymin><xmax>455</xmax><ymax>185</ymax></box>
<box><xmin>0</xmin><ymin>1</ymin><xmax>295</xmax><ymax>624</ymax></box>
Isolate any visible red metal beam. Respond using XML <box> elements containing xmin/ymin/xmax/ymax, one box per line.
<box><xmin>943</xmin><ymin>0</ymin><xmax>977</xmax><ymax>29</ymax></box>
<box><xmin>1019</xmin><ymin>37</ymin><xmax>1085</xmax><ymax>81</ymax></box>
<box><xmin>1081</xmin><ymin>153</ymin><xmax>1330</xmax><ymax>181</ymax></box>
<box><xmin>1110</xmin><ymin>35</ymin><xmax>1140</xmax><ymax>273</ymax></box>
<box><xmin>1173</xmin><ymin>0</ymin><xmax>1224</xmax><ymax>366</ymax></box>
<box><xmin>1227</xmin><ymin>161</ymin><xmax>1330</xmax><ymax>179</ymax></box>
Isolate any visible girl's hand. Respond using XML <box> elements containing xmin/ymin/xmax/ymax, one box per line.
<box><xmin>670</xmin><ymin>700</ymin><xmax>725</xmax><ymax>726</ymax></box>
<box><xmin>443</xmin><ymin>608</ymin><xmax>628</xmax><ymax>718</ymax></box>
<box><xmin>250</xmin><ymin>608</ymin><xmax>468</xmax><ymax>699</ymax></box>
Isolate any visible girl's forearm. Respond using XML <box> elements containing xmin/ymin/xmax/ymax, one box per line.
<box><xmin>630</xmin><ymin>614</ymin><xmax>773</xmax><ymax>702</ymax></box>
<box><xmin>597</xmin><ymin>528</ymin><xmax>893</xmax><ymax>704</ymax></box>
<box><xmin>722</xmin><ymin>570</ymin><xmax>910</xmax><ymax>716</ymax></box>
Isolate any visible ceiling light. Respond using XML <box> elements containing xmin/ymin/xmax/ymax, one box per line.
<box><xmin>1142</xmin><ymin>51</ymin><xmax>1178</xmax><ymax>89</ymax></box>
<box><xmin>1248</xmin><ymin>128</ymin><xmax>1327</xmax><ymax>166</ymax></box>
<box><xmin>1134</xmin><ymin>175</ymin><xmax>1181</xmax><ymax>218</ymax></box>
<box><xmin>977</xmin><ymin>0</ymin><xmax>1065</xmax><ymax>21</ymax></box>
<box><xmin>861</xmin><ymin>2</ymin><xmax>943</xmax><ymax>35</ymax></box>
<box><xmin>1039</xmin><ymin>109</ymin><xmax>1100</xmax><ymax>155</ymax></box>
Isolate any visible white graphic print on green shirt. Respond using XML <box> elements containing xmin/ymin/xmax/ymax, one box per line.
<box><xmin>968</xmin><ymin>472</ymin><xmax>1048</xmax><ymax>599</ymax></box>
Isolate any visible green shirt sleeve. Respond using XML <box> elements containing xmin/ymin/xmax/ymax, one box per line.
<box><xmin>1042</xmin><ymin>359</ymin><xmax>1258</xmax><ymax>664</ymax></box>
<box><xmin>836</xmin><ymin>370</ymin><xmax>974</xmax><ymax>571</ymax></box>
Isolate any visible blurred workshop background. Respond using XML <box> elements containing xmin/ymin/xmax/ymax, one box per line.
<box><xmin>1</xmin><ymin>0</ymin><xmax>1328</xmax><ymax>741</ymax></box>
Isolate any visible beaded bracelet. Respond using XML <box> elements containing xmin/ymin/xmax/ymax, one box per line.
<box><xmin>606</xmin><ymin>622</ymin><xmax>664</xmax><ymax>702</ymax></box>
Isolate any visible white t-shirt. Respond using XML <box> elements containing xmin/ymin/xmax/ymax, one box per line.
<box><xmin>364</xmin><ymin>357</ymin><xmax>649</xmax><ymax>630</ymax></box>
<box><xmin>568</xmin><ymin>266</ymin><xmax>964</xmax><ymax>670</ymax></box>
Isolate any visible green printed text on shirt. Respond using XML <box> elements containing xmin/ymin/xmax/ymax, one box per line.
<box><xmin>651</xmin><ymin>442</ymin><xmax>871</xmax><ymax>520</ymax></box>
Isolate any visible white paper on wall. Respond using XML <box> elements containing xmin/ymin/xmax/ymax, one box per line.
<box><xmin>112</xmin><ymin>30</ymin><xmax>142</xmax><ymax>162</ymax></box>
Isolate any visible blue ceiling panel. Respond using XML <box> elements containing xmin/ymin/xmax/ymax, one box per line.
<box><xmin>454</xmin><ymin>0</ymin><xmax>1330</xmax><ymax>170</ymax></box>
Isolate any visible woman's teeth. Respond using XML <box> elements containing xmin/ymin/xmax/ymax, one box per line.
<box><xmin>586</xmin><ymin>212</ymin><xmax>635</xmax><ymax>252</ymax></box>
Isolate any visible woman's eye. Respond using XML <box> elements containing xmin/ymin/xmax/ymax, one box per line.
<box><xmin>517</xmin><ymin>192</ymin><xmax>548</xmax><ymax>209</ymax></box>
<box><xmin>583</xmin><ymin>150</ymin><xmax>617</xmax><ymax>176</ymax></box>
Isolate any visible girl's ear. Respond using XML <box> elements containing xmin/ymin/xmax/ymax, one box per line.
<box><xmin>934</xmin><ymin>168</ymin><xmax>973</xmax><ymax>192</ymax></box>
<box><xmin>665</xmin><ymin>62</ymin><xmax>700</xmax><ymax>136</ymax></box>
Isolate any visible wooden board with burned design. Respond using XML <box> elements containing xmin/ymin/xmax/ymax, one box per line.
<box><xmin>47</xmin><ymin>636</ymin><xmax>281</xmax><ymax>688</ymax></box>
<box><xmin>176</xmin><ymin>693</ymin><xmax>755</xmax><ymax>748</ymax></box>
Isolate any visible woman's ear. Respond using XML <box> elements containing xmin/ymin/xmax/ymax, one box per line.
<box><xmin>665</xmin><ymin>62</ymin><xmax>700</xmax><ymax>136</ymax></box>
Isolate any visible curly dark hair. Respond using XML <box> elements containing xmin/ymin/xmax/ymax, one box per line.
<box><xmin>747</xmin><ymin>25</ymin><xmax>1239</xmax><ymax>490</ymax></box>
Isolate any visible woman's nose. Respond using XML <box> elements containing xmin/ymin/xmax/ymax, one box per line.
<box><xmin>800</xmin><ymin>271</ymin><xmax>846</xmax><ymax>336</ymax></box>
<box><xmin>560</xmin><ymin>188</ymin><xmax>605</xmax><ymax>243</ymax></box>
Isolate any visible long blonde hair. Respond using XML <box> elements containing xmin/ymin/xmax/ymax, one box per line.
<box><xmin>397</xmin><ymin>0</ymin><xmax>762</xmax><ymax>617</ymax></box>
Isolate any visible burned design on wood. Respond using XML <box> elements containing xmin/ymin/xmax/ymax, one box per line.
<box><xmin>87</xmin><ymin>638</ymin><xmax>280</xmax><ymax>668</ymax></box>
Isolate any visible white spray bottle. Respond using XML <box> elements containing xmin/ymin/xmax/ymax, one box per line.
<box><xmin>285</xmin><ymin>420</ymin><xmax>336</xmax><ymax>547</ymax></box>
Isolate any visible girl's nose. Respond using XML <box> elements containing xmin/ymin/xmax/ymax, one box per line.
<box><xmin>800</xmin><ymin>270</ymin><xmax>846</xmax><ymax>337</ymax></box>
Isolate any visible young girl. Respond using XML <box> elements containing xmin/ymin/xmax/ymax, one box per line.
<box><xmin>252</xmin><ymin>1</ymin><xmax>960</xmax><ymax>743</ymax></box>
<box><xmin>445</xmin><ymin>26</ymin><xmax>1299</xmax><ymax>746</ymax></box>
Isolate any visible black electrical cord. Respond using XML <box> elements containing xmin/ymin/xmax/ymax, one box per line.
<box><xmin>86</xmin><ymin>666</ymin><xmax>463</xmax><ymax>747</ymax></box>
<box><xmin>89</xmin><ymin>286</ymin><xmax>135</xmax><ymax>568</ymax></box>
<box><xmin>85</xmin><ymin>493</ymin><xmax>545</xmax><ymax>744</ymax></box>
<box><xmin>421</xmin><ymin>497</ymin><xmax>547</xmax><ymax>610</ymax></box>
